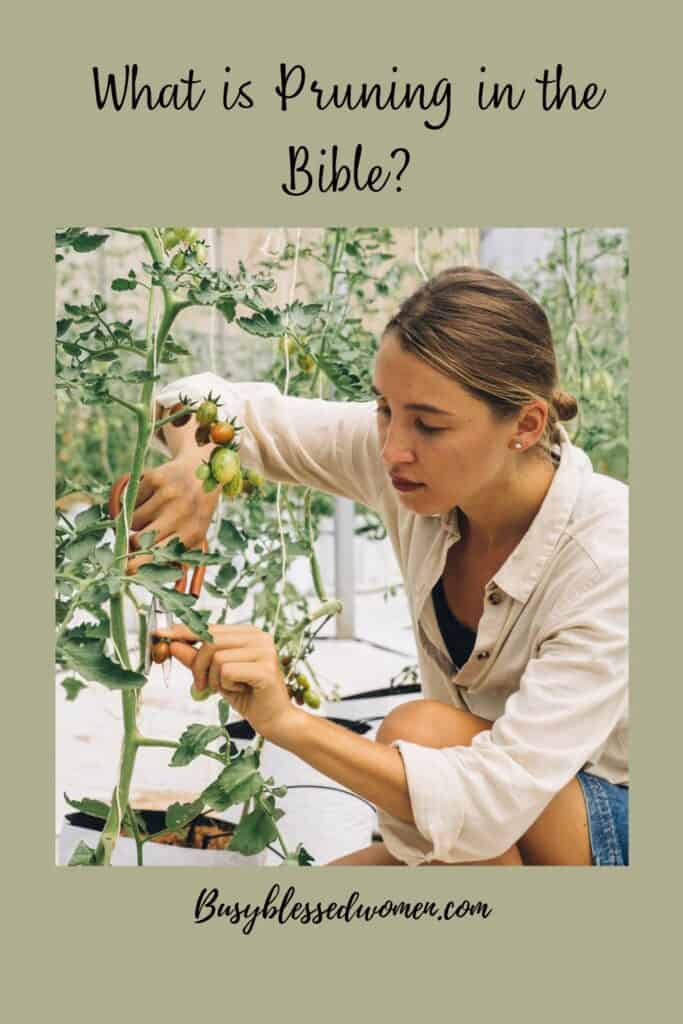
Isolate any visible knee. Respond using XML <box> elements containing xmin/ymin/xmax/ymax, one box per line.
<box><xmin>376</xmin><ymin>699</ymin><xmax>490</xmax><ymax>749</ymax></box>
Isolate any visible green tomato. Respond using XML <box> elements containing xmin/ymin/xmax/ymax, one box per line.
<box><xmin>222</xmin><ymin>472</ymin><xmax>243</xmax><ymax>499</ymax></box>
<box><xmin>210</xmin><ymin>447</ymin><xmax>241</xmax><ymax>485</ymax></box>
<box><xmin>162</xmin><ymin>228</ymin><xmax>180</xmax><ymax>250</ymax></box>
<box><xmin>202</xmin><ymin>474</ymin><xmax>220</xmax><ymax>493</ymax></box>
<box><xmin>303</xmin><ymin>689</ymin><xmax>321</xmax><ymax>709</ymax></box>
<box><xmin>194</xmin><ymin>243</ymin><xmax>207</xmax><ymax>264</ymax></box>
<box><xmin>278</xmin><ymin>334</ymin><xmax>297</xmax><ymax>357</ymax></box>
<box><xmin>196</xmin><ymin>400</ymin><xmax>219</xmax><ymax>426</ymax></box>
<box><xmin>297</xmin><ymin>352</ymin><xmax>315</xmax><ymax>374</ymax></box>
<box><xmin>296</xmin><ymin>673</ymin><xmax>311</xmax><ymax>692</ymax></box>
<box><xmin>171</xmin><ymin>251</ymin><xmax>186</xmax><ymax>271</ymax></box>
<box><xmin>195</xmin><ymin>464</ymin><xmax>210</xmax><ymax>481</ymax></box>
<box><xmin>190</xmin><ymin>682</ymin><xmax>211</xmax><ymax>702</ymax></box>
<box><xmin>245</xmin><ymin>468</ymin><xmax>265</xmax><ymax>489</ymax></box>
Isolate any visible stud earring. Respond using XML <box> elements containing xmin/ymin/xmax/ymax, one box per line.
<box><xmin>513</xmin><ymin>441</ymin><xmax>523</xmax><ymax>450</ymax></box>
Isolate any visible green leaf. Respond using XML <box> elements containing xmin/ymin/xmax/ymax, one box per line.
<box><xmin>170</xmin><ymin>724</ymin><xmax>225</xmax><ymax>767</ymax></box>
<box><xmin>61</xmin><ymin>677</ymin><xmax>87</xmax><ymax>701</ymax></box>
<box><xmin>237</xmin><ymin>308</ymin><xmax>284</xmax><ymax>338</ymax></box>
<box><xmin>91</xmin><ymin>350</ymin><xmax>120</xmax><ymax>363</ymax></box>
<box><xmin>64</xmin><ymin>534</ymin><xmax>101</xmax><ymax>564</ymax></box>
<box><xmin>165</xmin><ymin>798</ymin><xmax>204</xmax><ymax>832</ymax></box>
<box><xmin>74</xmin><ymin>505</ymin><xmax>105</xmax><ymax>532</ymax></box>
<box><xmin>111</xmin><ymin>277</ymin><xmax>138</xmax><ymax>291</ymax></box>
<box><xmin>71</xmin><ymin>232</ymin><xmax>109</xmax><ymax>253</ymax></box>
<box><xmin>218</xmin><ymin>520</ymin><xmax>247</xmax><ymax>553</ymax></box>
<box><xmin>217</xmin><ymin>297</ymin><xmax>236</xmax><ymax>323</ymax></box>
<box><xmin>56</xmin><ymin>318</ymin><xmax>72</xmax><ymax>337</ymax></box>
<box><xmin>215</xmin><ymin>563</ymin><xmax>237</xmax><ymax>589</ymax></box>
<box><xmin>93</xmin><ymin>546</ymin><xmax>115</xmax><ymax>570</ymax></box>
<box><xmin>228</xmin><ymin>805</ymin><xmax>278</xmax><ymax>856</ymax></box>
<box><xmin>68</xmin><ymin>840</ymin><xmax>97</xmax><ymax>866</ymax></box>
<box><xmin>227</xmin><ymin>587</ymin><xmax>247</xmax><ymax>609</ymax></box>
<box><xmin>218</xmin><ymin>699</ymin><xmax>231</xmax><ymax>727</ymax></box>
<box><xmin>201</xmin><ymin>751</ymin><xmax>263</xmax><ymax>811</ymax></box>
<box><xmin>64</xmin><ymin>794</ymin><xmax>110</xmax><ymax>819</ymax></box>
<box><xmin>135</xmin><ymin>563</ymin><xmax>184</xmax><ymax>586</ymax></box>
<box><xmin>149</xmin><ymin>537</ymin><xmax>223</xmax><ymax>567</ymax></box>
<box><xmin>59</xmin><ymin>637</ymin><xmax>146</xmax><ymax>689</ymax></box>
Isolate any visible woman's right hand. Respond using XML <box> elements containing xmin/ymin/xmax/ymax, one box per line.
<box><xmin>127</xmin><ymin>412</ymin><xmax>221</xmax><ymax>573</ymax></box>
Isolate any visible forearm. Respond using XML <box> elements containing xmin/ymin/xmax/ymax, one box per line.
<box><xmin>268</xmin><ymin>708</ymin><xmax>415</xmax><ymax>825</ymax></box>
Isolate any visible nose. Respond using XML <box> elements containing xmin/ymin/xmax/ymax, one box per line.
<box><xmin>379</xmin><ymin>421</ymin><xmax>416</xmax><ymax>469</ymax></box>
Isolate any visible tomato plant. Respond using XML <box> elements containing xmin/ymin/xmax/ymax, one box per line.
<box><xmin>55</xmin><ymin>226</ymin><xmax>349</xmax><ymax>867</ymax></box>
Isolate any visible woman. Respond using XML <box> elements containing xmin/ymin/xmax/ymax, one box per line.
<box><xmin>132</xmin><ymin>267</ymin><xmax>628</xmax><ymax>867</ymax></box>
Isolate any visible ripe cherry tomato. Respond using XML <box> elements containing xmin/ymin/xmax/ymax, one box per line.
<box><xmin>151</xmin><ymin>641</ymin><xmax>171</xmax><ymax>664</ymax></box>
<box><xmin>210</xmin><ymin>421</ymin><xmax>235</xmax><ymax>445</ymax></box>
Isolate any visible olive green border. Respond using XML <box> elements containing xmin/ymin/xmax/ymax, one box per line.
<box><xmin>5</xmin><ymin>0</ymin><xmax>681</xmax><ymax>1018</ymax></box>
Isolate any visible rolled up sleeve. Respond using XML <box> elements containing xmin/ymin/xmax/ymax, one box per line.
<box><xmin>378</xmin><ymin>561</ymin><xmax>628</xmax><ymax>864</ymax></box>
<box><xmin>155</xmin><ymin>371</ymin><xmax>385</xmax><ymax>511</ymax></box>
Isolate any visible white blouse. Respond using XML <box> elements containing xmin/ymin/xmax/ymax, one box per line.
<box><xmin>156</xmin><ymin>372</ymin><xmax>629</xmax><ymax>865</ymax></box>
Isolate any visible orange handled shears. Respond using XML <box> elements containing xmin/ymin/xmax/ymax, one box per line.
<box><xmin>109</xmin><ymin>473</ymin><xmax>208</xmax><ymax>671</ymax></box>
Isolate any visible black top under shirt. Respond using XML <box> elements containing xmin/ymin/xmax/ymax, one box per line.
<box><xmin>431</xmin><ymin>576</ymin><xmax>477</xmax><ymax>671</ymax></box>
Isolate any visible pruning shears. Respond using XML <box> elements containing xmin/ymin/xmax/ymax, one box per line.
<box><xmin>109</xmin><ymin>473</ymin><xmax>207</xmax><ymax>674</ymax></box>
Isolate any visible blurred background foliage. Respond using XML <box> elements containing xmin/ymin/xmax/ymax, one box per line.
<box><xmin>56</xmin><ymin>226</ymin><xmax>628</xmax><ymax>507</ymax></box>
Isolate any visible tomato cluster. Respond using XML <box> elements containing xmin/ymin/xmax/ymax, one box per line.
<box><xmin>284</xmin><ymin>668</ymin><xmax>322</xmax><ymax>709</ymax></box>
<box><xmin>191</xmin><ymin>392</ymin><xmax>264</xmax><ymax>500</ymax></box>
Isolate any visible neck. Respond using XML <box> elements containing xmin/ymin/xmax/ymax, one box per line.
<box><xmin>458</xmin><ymin>456</ymin><xmax>557</xmax><ymax>553</ymax></box>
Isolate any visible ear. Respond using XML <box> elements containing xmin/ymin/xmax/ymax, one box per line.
<box><xmin>509</xmin><ymin>400</ymin><xmax>548</xmax><ymax>452</ymax></box>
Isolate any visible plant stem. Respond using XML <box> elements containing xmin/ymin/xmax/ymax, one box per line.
<box><xmin>304</xmin><ymin>489</ymin><xmax>327</xmax><ymax>601</ymax></box>
<box><xmin>93</xmin><ymin>264</ymin><xmax>164</xmax><ymax>865</ymax></box>
<box><xmin>135</xmin><ymin>734</ymin><xmax>225</xmax><ymax>763</ymax></box>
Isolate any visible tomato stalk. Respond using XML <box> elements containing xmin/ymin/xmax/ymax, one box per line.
<box><xmin>94</xmin><ymin>241</ymin><xmax>181</xmax><ymax>865</ymax></box>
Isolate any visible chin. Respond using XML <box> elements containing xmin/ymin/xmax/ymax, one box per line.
<box><xmin>397</xmin><ymin>488</ymin><xmax>450</xmax><ymax>517</ymax></box>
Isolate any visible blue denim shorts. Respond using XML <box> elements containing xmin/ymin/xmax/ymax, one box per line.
<box><xmin>576</xmin><ymin>770</ymin><xmax>629</xmax><ymax>866</ymax></box>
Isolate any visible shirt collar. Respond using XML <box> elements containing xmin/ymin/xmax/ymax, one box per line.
<box><xmin>439</xmin><ymin>427</ymin><xmax>592</xmax><ymax>604</ymax></box>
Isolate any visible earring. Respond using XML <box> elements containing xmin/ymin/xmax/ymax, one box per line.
<box><xmin>513</xmin><ymin>441</ymin><xmax>523</xmax><ymax>450</ymax></box>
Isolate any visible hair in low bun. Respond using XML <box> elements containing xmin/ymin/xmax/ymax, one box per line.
<box><xmin>552</xmin><ymin>389</ymin><xmax>579</xmax><ymax>422</ymax></box>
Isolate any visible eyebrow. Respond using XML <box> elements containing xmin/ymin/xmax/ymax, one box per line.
<box><xmin>371</xmin><ymin>384</ymin><xmax>454</xmax><ymax>417</ymax></box>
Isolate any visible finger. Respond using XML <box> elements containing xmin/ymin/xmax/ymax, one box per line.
<box><xmin>192</xmin><ymin>641</ymin><xmax>217</xmax><ymax>692</ymax></box>
<box><xmin>154</xmin><ymin>624</ymin><xmax>202</xmax><ymax>643</ymax></box>
<box><xmin>218</xmin><ymin>662</ymin><xmax>266</xmax><ymax>692</ymax></box>
<box><xmin>131</xmin><ymin>488</ymin><xmax>167</xmax><ymax>531</ymax></box>
<box><xmin>134</xmin><ymin>471</ymin><xmax>159</xmax><ymax>507</ymax></box>
<box><xmin>168</xmin><ymin>642</ymin><xmax>197</xmax><ymax>668</ymax></box>
<box><xmin>208</xmin><ymin>650</ymin><xmax>260</xmax><ymax>693</ymax></box>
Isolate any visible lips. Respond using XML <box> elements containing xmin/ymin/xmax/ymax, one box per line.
<box><xmin>390</xmin><ymin>475</ymin><xmax>424</xmax><ymax>493</ymax></box>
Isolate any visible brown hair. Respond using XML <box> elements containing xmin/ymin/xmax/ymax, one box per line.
<box><xmin>385</xmin><ymin>266</ymin><xmax>578</xmax><ymax>456</ymax></box>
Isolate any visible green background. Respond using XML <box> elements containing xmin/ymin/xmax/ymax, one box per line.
<box><xmin>5</xmin><ymin>0</ymin><xmax>681</xmax><ymax>1019</ymax></box>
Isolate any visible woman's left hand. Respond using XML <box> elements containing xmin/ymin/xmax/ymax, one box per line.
<box><xmin>156</xmin><ymin>623</ymin><xmax>294</xmax><ymax>740</ymax></box>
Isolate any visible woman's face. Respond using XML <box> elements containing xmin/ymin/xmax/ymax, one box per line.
<box><xmin>372</xmin><ymin>332</ymin><xmax>517</xmax><ymax>517</ymax></box>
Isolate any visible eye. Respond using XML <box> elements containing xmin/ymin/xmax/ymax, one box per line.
<box><xmin>416</xmin><ymin>419</ymin><xmax>444</xmax><ymax>435</ymax></box>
